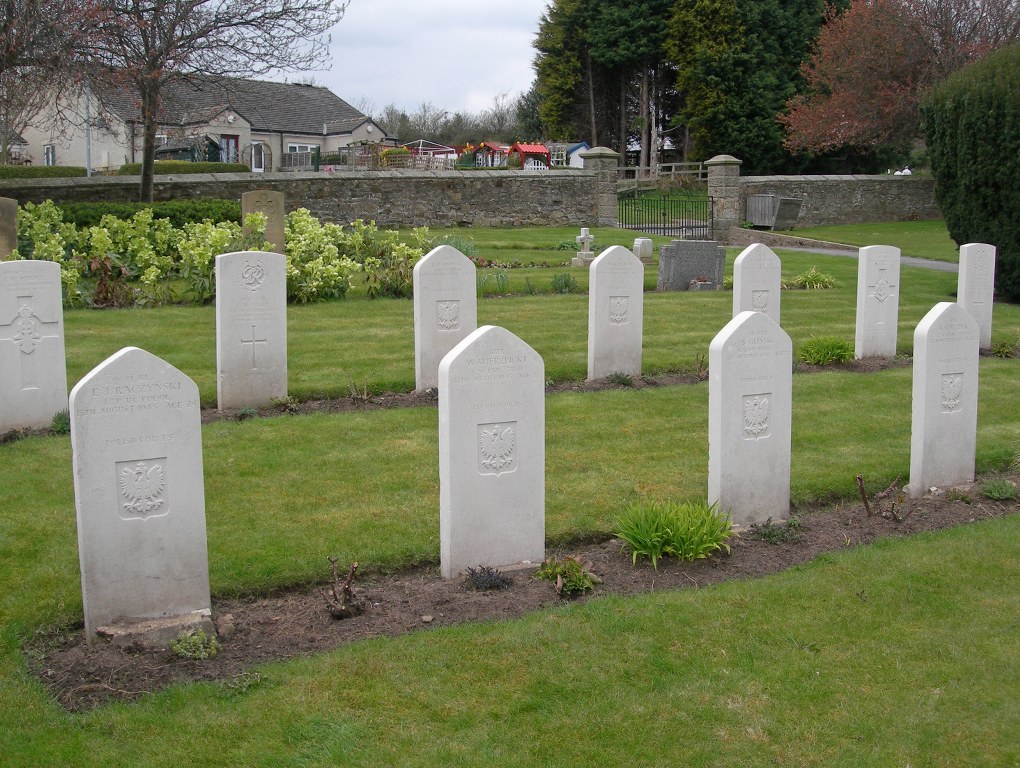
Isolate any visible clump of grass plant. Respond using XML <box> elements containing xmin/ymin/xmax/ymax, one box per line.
<box><xmin>991</xmin><ymin>332</ymin><xmax>1019</xmax><ymax>358</ymax></box>
<box><xmin>50</xmin><ymin>409</ymin><xmax>70</xmax><ymax>435</ymax></box>
<box><xmin>550</xmin><ymin>272</ymin><xmax>579</xmax><ymax>294</ymax></box>
<box><xmin>614</xmin><ymin>500</ymin><xmax>732</xmax><ymax>569</ymax></box>
<box><xmin>535</xmin><ymin>555</ymin><xmax>601</xmax><ymax>597</ymax></box>
<box><xmin>431</xmin><ymin>233</ymin><xmax>479</xmax><ymax>257</ymax></box>
<box><xmin>477</xmin><ymin>270</ymin><xmax>510</xmax><ymax>296</ymax></box>
<box><xmin>463</xmin><ymin>566</ymin><xmax>513</xmax><ymax>591</ymax></box>
<box><xmin>797</xmin><ymin>336</ymin><xmax>854</xmax><ymax>365</ymax></box>
<box><xmin>605</xmin><ymin>372</ymin><xmax>634</xmax><ymax>387</ymax></box>
<box><xmin>980</xmin><ymin>478</ymin><xmax>1017</xmax><ymax>501</ymax></box>
<box><xmin>784</xmin><ymin>266</ymin><xmax>837</xmax><ymax>289</ymax></box>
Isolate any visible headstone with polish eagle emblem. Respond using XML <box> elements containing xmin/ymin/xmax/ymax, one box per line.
<box><xmin>70</xmin><ymin>347</ymin><xmax>212</xmax><ymax>644</ymax></box>
<box><xmin>854</xmin><ymin>245</ymin><xmax>901</xmax><ymax>358</ymax></box>
<box><xmin>708</xmin><ymin>310</ymin><xmax>792</xmax><ymax>526</ymax></box>
<box><xmin>215</xmin><ymin>250</ymin><xmax>287</xmax><ymax>409</ymax></box>
<box><xmin>413</xmin><ymin>245</ymin><xmax>478</xmax><ymax>391</ymax></box>
<box><xmin>438</xmin><ymin>325</ymin><xmax>545</xmax><ymax>578</ymax></box>
<box><xmin>587</xmin><ymin>245</ymin><xmax>644</xmax><ymax>380</ymax></box>
<box><xmin>958</xmin><ymin>243</ymin><xmax>996</xmax><ymax>349</ymax></box>
<box><xmin>732</xmin><ymin>243</ymin><xmax>782</xmax><ymax>324</ymax></box>
<box><xmin>908</xmin><ymin>302</ymin><xmax>979</xmax><ymax>498</ymax></box>
<box><xmin>0</xmin><ymin>259</ymin><xmax>68</xmax><ymax>431</ymax></box>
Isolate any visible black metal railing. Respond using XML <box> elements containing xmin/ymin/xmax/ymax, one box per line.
<box><xmin>617</xmin><ymin>193</ymin><xmax>713</xmax><ymax>239</ymax></box>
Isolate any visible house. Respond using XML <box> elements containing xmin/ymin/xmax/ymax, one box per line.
<box><xmin>19</xmin><ymin>75</ymin><xmax>391</xmax><ymax>173</ymax></box>
<box><xmin>0</xmin><ymin>126</ymin><xmax>30</xmax><ymax>164</ymax></box>
<box><xmin>546</xmin><ymin>141</ymin><xmax>590</xmax><ymax>168</ymax></box>
<box><xmin>473</xmin><ymin>141</ymin><xmax>509</xmax><ymax>167</ymax></box>
<box><xmin>508</xmin><ymin>142</ymin><xmax>551</xmax><ymax>170</ymax></box>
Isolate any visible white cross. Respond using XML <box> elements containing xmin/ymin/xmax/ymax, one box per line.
<box><xmin>240</xmin><ymin>325</ymin><xmax>268</xmax><ymax>370</ymax></box>
<box><xmin>0</xmin><ymin>296</ymin><xmax>60</xmax><ymax>390</ymax></box>
<box><xmin>576</xmin><ymin>228</ymin><xmax>594</xmax><ymax>254</ymax></box>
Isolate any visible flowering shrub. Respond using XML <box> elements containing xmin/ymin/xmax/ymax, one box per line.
<box><xmin>11</xmin><ymin>202</ymin><xmax>428</xmax><ymax>307</ymax></box>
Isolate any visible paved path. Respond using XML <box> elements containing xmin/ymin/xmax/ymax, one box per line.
<box><xmin>781</xmin><ymin>246</ymin><xmax>959</xmax><ymax>273</ymax></box>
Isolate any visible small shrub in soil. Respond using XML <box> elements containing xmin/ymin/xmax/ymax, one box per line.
<box><xmin>463</xmin><ymin>566</ymin><xmax>513</xmax><ymax>591</ymax></box>
<box><xmin>170</xmin><ymin>629</ymin><xmax>220</xmax><ymax>660</ymax></box>
<box><xmin>535</xmin><ymin>555</ymin><xmax>601</xmax><ymax>597</ymax></box>
<box><xmin>748</xmin><ymin>516</ymin><xmax>805</xmax><ymax>545</ymax></box>
<box><xmin>615</xmin><ymin>500</ymin><xmax>732</xmax><ymax>568</ymax></box>
<box><xmin>797</xmin><ymin>336</ymin><xmax>854</xmax><ymax>365</ymax></box>
<box><xmin>980</xmin><ymin>478</ymin><xmax>1017</xmax><ymax>501</ymax></box>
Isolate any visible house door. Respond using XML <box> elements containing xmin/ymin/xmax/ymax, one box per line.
<box><xmin>220</xmin><ymin>135</ymin><xmax>239</xmax><ymax>163</ymax></box>
<box><xmin>250</xmin><ymin>142</ymin><xmax>265</xmax><ymax>173</ymax></box>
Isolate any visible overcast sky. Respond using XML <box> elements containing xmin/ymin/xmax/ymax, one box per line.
<box><xmin>296</xmin><ymin>0</ymin><xmax>550</xmax><ymax>117</ymax></box>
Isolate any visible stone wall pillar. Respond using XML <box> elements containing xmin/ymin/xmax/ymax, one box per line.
<box><xmin>706</xmin><ymin>155</ymin><xmax>742</xmax><ymax>244</ymax></box>
<box><xmin>580</xmin><ymin>147</ymin><xmax>621</xmax><ymax>226</ymax></box>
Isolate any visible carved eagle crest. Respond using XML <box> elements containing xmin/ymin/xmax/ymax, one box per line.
<box><xmin>743</xmin><ymin>396</ymin><xmax>770</xmax><ymax>437</ymax></box>
<box><xmin>479</xmin><ymin>424</ymin><xmax>516</xmax><ymax>472</ymax></box>
<box><xmin>941</xmin><ymin>375</ymin><xmax>963</xmax><ymax>412</ymax></box>
<box><xmin>436</xmin><ymin>301</ymin><xmax>460</xmax><ymax>330</ymax></box>
<box><xmin>119</xmin><ymin>461</ymin><xmax>166</xmax><ymax>516</ymax></box>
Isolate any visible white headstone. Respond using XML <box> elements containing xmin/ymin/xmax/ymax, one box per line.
<box><xmin>438</xmin><ymin>325</ymin><xmax>545</xmax><ymax>579</ymax></box>
<box><xmin>572</xmin><ymin>227</ymin><xmax>596</xmax><ymax>267</ymax></box>
<box><xmin>215</xmin><ymin>250</ymin><xmax>287</xmax><ymax>409</ymax></box>
<box><xmin>732</xmin><ymin>243</ymin><xmax>782</xmax><ymax>324</ymax></box>
<box><xmin>632</xmin><ymin>237</ymin><xmax>653</xmax><ymax>264</ymax></box>
<box><xmin>854</xmin><ymin>245</ymin><xmax>901</xmax><ymax>358</ymax></box>
<box><xmin>708</xmin><ymin>311</ymin><xmax>792</xmax><ymax>526</ymax></box>
<box><xmin>587</xmin><ymin>245</ymin><xmax>644</xmax><ymax>380</ymax></box>
<box><xmin>0</xmin><ymin>197</ymin><xmax>16</xmax><ymax>258</ymax></box>
<box><xmin>241</xmin><ymin>190</ymin><xmax>285</xmax><ymax>254</ymax></box>
<box><xmin>70</xmin><ymin>347</ymin><xmax>211</xmax><ymax>643</ymax></box>
<box><xmin>0</xmin><ymin>260</ymin><xmax>68</xmax><ymax>431</ymax></box>
<box><xmin>413</xmin><ymin>245</ymin><xmax>478</xmax><ymax>391</ymax></box>
<box><xmin>908</xmin><ymin>302</ymin><xmax>980</xmax><ymax>498</ymax></box>
<box><xmin>958</xmin><ymin>243</ymin><xmax>996</xmax><ymax>349</ymax></box>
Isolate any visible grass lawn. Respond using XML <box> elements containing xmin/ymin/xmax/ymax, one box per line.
<box><xmin>786</xmin><ymin>220</ymin><xmax>960</xmax><ymax>262</ymax></box>
<box><xmin>2</xmin><ymin>225</ymin><xmax>1019</xmax><ymax>765</ymax></box>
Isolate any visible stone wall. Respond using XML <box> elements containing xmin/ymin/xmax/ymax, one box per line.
<box><xmin>739</xmin><ymin>174</ymin><xmax>940</xmax><ymax>228</ymax></box>
<box><xmin>0</xmin><ymin>168</ymin><xmax>610</xmax><ymax>228</ymax></box>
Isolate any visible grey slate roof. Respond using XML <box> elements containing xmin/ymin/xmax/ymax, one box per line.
<box><xmin>94</xmin><ymin>74</ymin><xmax>370</xmax><ymax>137</ymax></box>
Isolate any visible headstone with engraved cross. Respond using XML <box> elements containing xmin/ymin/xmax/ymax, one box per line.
<box><xmin>215</xmin><ymin>251</ymin><xmax>287</xmax><ymax>409</ymax></box>
<box><xmin>0</xmin><ymin>260</ymin><xmax>68</xmax><ymax>431</ymax></box>
<box><xmin>241</xmin><ymin>190</ymin><xmax>285</xmax><ymax>255</ymax></box>
<box><xmin>0</xmin><ymin>197</ymin><xmax>17</xmax><ymax>258</ymax></box>
<box><xmin>958</xmin><ymin>243</ymin><xmax>996</xmax><ymax>349</ymax></box>
<box><xmin>571</xmin><ymin>227</ymin><xmax>596</xmax><ymax>267</ymax></box>
<box><xmin>854</xmin><ymin>245</ymin><xmax>901</xmax><ymax>359</ymax></box>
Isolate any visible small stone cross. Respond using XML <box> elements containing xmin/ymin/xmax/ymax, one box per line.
<box><xmin>576</xmin><ymin>228</ymin><xmax>594</xmax><ymax>254</ymax></box>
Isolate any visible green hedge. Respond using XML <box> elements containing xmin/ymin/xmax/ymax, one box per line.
<box><xmin>921</xmin><ymin>44</ymin><xmax>1020</xmax><ymax>302</ymax></box>
<box><xmin>55</xmin><ymin>199</ymin><xmax>241</xmax><ymax>228</ymax></box>
<box><xmin>116</xmin><ymin>160</ymin><xmax>251</xmax><ymax>176</ymax></box>
<box><xmin>0</xmin><ymin>165</ymin><xmax>88</xmax><ymax>178</ymax></box>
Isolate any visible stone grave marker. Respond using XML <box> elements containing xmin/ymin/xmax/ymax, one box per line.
<box><xmin>0</xmin><ymin>196</ymin><xmax>16</xmax><ymax>258</ymax></box>
<box><xmin>632</xmin><ymin>237</ymin><xmax>653</xmax><ymax>265</ymax></box>
<box><xmin>571</xmin><ymin>227</ymin><xmax>596</xmax><ymax>267</ymax></box>
<box><xmin>70</xmin><ymin>347</ymin><xmax>212</xmax><ymax>644</ymax></box>
<box><xmin>771</xmin><ymin>197</ymin><xmax>802</xmax><ymax>230</ymax></box>
<box><xmin>854</xmin><ymin>245</ymin><xmax>901</xmax><ymax>358</ymax></box>
<box><xmin>908</xmin><ymin>302</ymin><xmax>979</xmax><ymax>498</ymax></box>
<box><xmin>241</xmin><ymin>190</ymin><xmax>285</xmax><ymax>254</ymax></box>
<box><xmin>708</xmin><ymin>310</ymin><xmax>792</xmax><ymax>526</ymax></box>
<box><xmin>958</xmin><ymin>243</ymin><xmax>996</xmax><ymax>349</ymax></box>
<box><xmin>656</xmin><ymin>240</ymin><xmax>724</xmax><ymax>291</ymax></box>
<box><xmin>732</xmin><ymin>243</ymin><xmax>782</xmax><ymax>323</ymax></box>
<box><xmin>588</xmin><ymin>245</ymin><xmax>644</xmax><ymax>380</ymax></box>
<box><xmin>0</xmin><ymin>259</ymin><xmax>68</xmax><ymax>431</ymax></box>
<box><xmin>215</xmin><ymin>250</ymin><xmax>287</xmax><ymax>409</ymax></box>
<box><xmin>413</xmin><ymin>245</ymin><xmax>478</xmax><ymax>391</ymax></box>
<box><xmin>438</xmin><ymin>325</ymin><xmax>545</xmax><ymax>579</ymax></box>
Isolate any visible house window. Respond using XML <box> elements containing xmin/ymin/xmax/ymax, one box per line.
<box><xmin>155</xmin><ymin>134</ymin><xmax>169</xmax><ymax>146</ymax></box>
<box><xmin>287</xmin><ymin>143</ymin><xmax>316</xmax><ymax>153</ymax></box>
<box><xmin>250</xmin><ymin>142</ymin><xmax>265</xmax><ymax>173</ymax></box>
<box><xmin>43</xmin><ymin>144</ymin><xmax>56</xmax><ymax>166</ymax></box>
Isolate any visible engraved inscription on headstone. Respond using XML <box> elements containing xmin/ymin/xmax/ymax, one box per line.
<box><xmin>438</xmin><ymin>326</ymin><xmax>545</xmax><ymax>578</ymax></box>
<box><xmin>588</xmin><ymin>245</ymin><xmax>644</xmax><ymax>380</ymax></box>
<box><xmin>413</xmin><ymin>245</ymin><xmax>477</xmax><ymax>391</ymax></box>
<box><xmin>216</xmin><ymin>251</ymin><xmax>287</xmax><ymax>409</ymax></box>
<box><xmin>855</xmin><ymin>245</ymin><xmax>901</xmax><ymax>359</ymax></box>
<box><xmin>732</xmin><ymin>243</ymin><xmax>782</xmax><ymax>324</ymax></box>
<box><xmin>908</xmin><ymin>302</ymin><xmax>980</xmax><ymax>497</ymax></box>
<box><xmin>958</xmin><ymin>243</ymin><xmax>996</xmax><ymax>349</ymax></box>
<box><xmin>0</xmin><ymin>260</ymin><xmax>68</xmax><ymax>431</ymax></box>
<box><xmin>708</xmin><ymin>311</ymin><xmax>792</xmax><ymax>526</ymax></box>
<box><xmin>70</xmin><ymin>347</ymin><xmax>211</xmax><ymax>643</ymax></box>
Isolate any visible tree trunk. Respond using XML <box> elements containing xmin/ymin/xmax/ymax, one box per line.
<box><xmin>586</xmin><ymin>53</ymin><xmax>598</xmax><ymax>146</ymax></box>
<box><xmin>619</xmin><ymin>77</ymin><xmax>627</xmax><ymax>157</ymax></box>
<box><xmin>649</xmin><ymin>67</ymin><xmax>659</xmax><ymax>174</ymax></box>
<box><xmin>639</xmin><ymin>68</ymin><xmax>649</xmax><ymax>177</ymax></box>
<box><xmin>139</xmin><ymin>77</ymin><xmax>160</xmax><ymax>203</ymax></box>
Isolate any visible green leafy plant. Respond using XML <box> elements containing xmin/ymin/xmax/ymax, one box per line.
<box><xmin>722</xmin><ymin>275</ymin><xmax>734</xmax><ymax>290</ymax></box>
<box><xmin>797</xmin><ymin>336</ymin><xmax>854</xmax><ymax>365</ymax></box>
<box><xmin>477</xmin><ymin>270</ymin><xmax>510</xmax><ymax>296</ymax></box>
<box><xmin>270</xmin><ymin>396</ymin><xmax>300</xmax><ymax>414</ymax></box>
<box><xmin>606</xmin><ymin>372</ymin><xmax>634</xmax><ymax>387</ymax></box>
<box><xmin>944</xmin><ymin>489</ymin><xmax>973</xmax><ymax>504</ymax></box>
<box><xmin>784</xmin><ymin>266</ymin><xmax>837</xmax><ymax>289</ymax></box>
<box><xmin>991</xmin><ymin>333</ymin><xmax>1019</xmax><ymax>359</ymax></box>
<box><xmin>463</xmin><ymin>566</ymin><xmax>513</xmax><ymax>591</ymax></box>
<box><xmin>170</xmin><ymin>629</ymin><xmax>220</xmax><ymax>660</ymax></box>
<box><xmin>615</xmin><ymin>500</ymin><xmax>733</xmax><ymax>568</ymax></box>
<box><xmin>50</xmin><ymin>409</ymin><xmax>70</xmax><ymax>435</ymax></box>
<box><xmin>551</xmin><ymin>272</ymin><xmax>579</xmax><ymax>294</ymax></box>
<box><xmin>430</xmin><ymin>233</ymin><xmax>479</xmax><ymax>257</ymax></box>
<box><xmin>235</xmin><ymin>407</ymin><xmax>258</xmax><ymax>421</ymax></box>
<box><xmin>980</xmin><ymin>478</ymin><xmax>1017</xmax><ymax>501</ymax></box>
<box><xmin>535</xmin><ymin>555</ymin><xmax>601</xmax><ymax>597</ymax></box>
<box><xmin>748</xmin><ymin>516</ymin><xmax>804</xmax><ymax>544</ymax></box>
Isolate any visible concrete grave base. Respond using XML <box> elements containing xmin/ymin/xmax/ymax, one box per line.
<box><xmin>95</xmin><ymin>611</ymin><xmax>215</xmax><ymax>651</ymax></box>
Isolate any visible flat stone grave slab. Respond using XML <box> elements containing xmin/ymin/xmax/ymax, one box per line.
<box><xmin>587</xmin><ymin>245</ymin><xmax>644</xmax><ymax>380</ymax></box>
<box><xmin>413</xmin><ymin>245</ymin><xmax>478</xmax><ymax>391</ymax></box>
<box><xmin>70</xmin><ymin>347</ymin><xmax>211</xmax><ymax>644</ymax></box>
<box><xmin>657</xmin><ymin>240</ymin><xmax>724</xmax><ymax>291</ymax></box>
<box><xmin>438</xmin><ymin>325</ymin><xmax>545</xmax><ymax>579</ymax></box>
<box><xmin>0</xmin><ymin>259</ymin><xmax>68</xmax><ymax>431</ymax></box>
